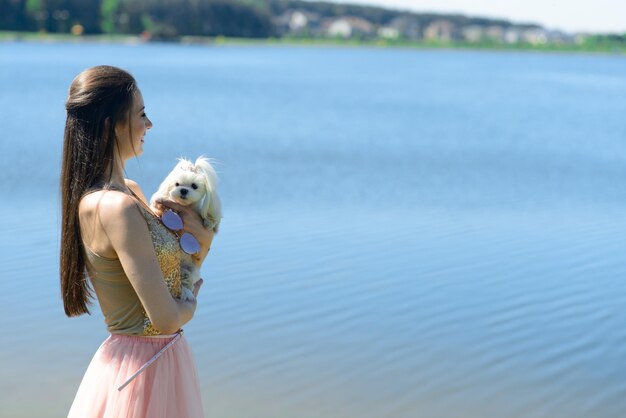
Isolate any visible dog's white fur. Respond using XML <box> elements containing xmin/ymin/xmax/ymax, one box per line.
<box><xmin>150</xmin><ymin>156</ymin><xmax>221</xmax><ymax>301</ymax></box>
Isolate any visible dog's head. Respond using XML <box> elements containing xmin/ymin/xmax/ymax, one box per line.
<box><xmin>163</xmin><ymin>158</ymin><xmax>212</xmax><ymax>206</ymax></box>
<box><xmin>152</xmin><ymin>157</ymin><xmax>222</xmax><ymax>228</ymax></box>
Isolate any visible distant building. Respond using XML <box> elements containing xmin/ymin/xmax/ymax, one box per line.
<box><xmin>378</xmin><ymin>26</ymin><xmax>400</xmax><ymax>39</ymax></box>
<box><xmin>521</xmin><ymin>28</ymin><xmax>548</xmax><ymax>45</ymax></box>
<box><xmin>327</xmin><ymin>19</ymin><xmax>351</xmax><ymax>37</ymax></box>
<box><xmin>325</xmin><ymin>17</ymin><xmax>375</xmax><ymax>38</ymax></box>
<box><xmin>504</xmin><ymin>28</ymin><xmax>522</xmax><ymax>44</ymax></box>
<box><xmin>463</xmin><ymin>25</ymin><xmax>484</xmax><ymax>43</ymax></box>
<box><xmin>289</xmin><ymin>11</ymin><xmax>308</xmax><ymax>31</ymax></box>
<box><xmin>546</xmin><ymin>30</ymin><xmax>575</xmax><ymax>44</ymax></box>
<box><xmin>484</xmin><ymin>25</ymin><xmax>505</xmax><ymax>42</ymax></box>
<box><xmin>273</xmin><ymin>6</ymin><xmax>566</xmax><ymax>47</ymax></box>
<box><xmin>424</xmin><ymin>20</ymin><xmax>457</xmax><ymax>42</ymax></box>
<box><xmin>275</xmin><ymin>9</ymin><xmax>321</xmax><ymax>36</ymax></box>
<box><xmin>387</xmin><ymin>15</ymin><xmax>421</xmax><ymax>40</ymax></box>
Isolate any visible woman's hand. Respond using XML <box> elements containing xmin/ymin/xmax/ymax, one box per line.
<box><xmin>173</xmin><ymin>278</ymin><xmax>204</xmax><ymax>328</ymax></box>
<box><xmin>153</xmin><ymin>199</ymin><xmax>215</xmax><ymax>266</ymax></box>
<box><xmin>193</xmin><ymin>278</ymin><xmax>204</xmax><ymax>298</ymax></box>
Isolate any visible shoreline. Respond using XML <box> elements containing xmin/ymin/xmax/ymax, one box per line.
<box><xmin>1</xmin><ymin>31</ymin><xmax>624</xmax><ymax>56</ymax></box>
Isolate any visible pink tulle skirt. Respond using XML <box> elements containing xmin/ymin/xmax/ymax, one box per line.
<box><xmin>68</xmin><ymin>332</ymin><xmax>204</xmax><ymax>418</ymax></box>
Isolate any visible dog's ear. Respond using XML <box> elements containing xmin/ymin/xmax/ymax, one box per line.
<box><xmin>200</xmin><ymin>190</ymin><xmax>222</xmax><ymax>229</ymax></box>
<box><xmin>194</xmin><ymin>157</ymin><xmax>218</xmax><ymax>190</ymax></box>
<box><xmin>195</xmin><ymin>157</ymin><xmax>222</xmax><ymax>224</ymax></box>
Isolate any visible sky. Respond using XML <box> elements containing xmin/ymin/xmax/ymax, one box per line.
<box><xmin>326</xmin><ymin>0</ymin><xmax>626</xmax><ymax>33</ymax></box>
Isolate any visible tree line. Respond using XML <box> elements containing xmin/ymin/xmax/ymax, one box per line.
<box><xmin>0</xmin><ymin>0</ymin><xmax>275</xmax><ymax>38</ymax></box>
<box><xmin>1</xmin><ymin>0</ymin><xmax>624</xmax><ymax>41</ymax></box>
<box><xmin>0</xmin><ymin>0</ymin><xmax>537</xmax><ymax>39</ymax></box>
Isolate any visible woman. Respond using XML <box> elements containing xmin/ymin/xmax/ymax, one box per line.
<box><xmin>61</xmin><ymin>65</ymin><xmax>213</xmax><ymax>417</ymax></box>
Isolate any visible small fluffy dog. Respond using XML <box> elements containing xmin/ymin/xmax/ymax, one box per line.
<box><xmin>151</xmin><ymin>156</ymin><xmax>221</xmax><ymax>301</ymax></box>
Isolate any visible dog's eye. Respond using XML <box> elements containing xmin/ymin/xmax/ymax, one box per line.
<box><xmin>191</xmin><ymin>183</ymin><xmax>198</xmax><ymax>190</ymax></box>
<box><xmin>175</xmin><ymin>182</ymin><xmax>179</xmax><ymax>187</ymax></box>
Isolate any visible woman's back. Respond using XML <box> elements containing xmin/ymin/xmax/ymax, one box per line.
<box><xmin>79</xmin><ymin>188</ymin><xmax>188</xmax><ymax>336</ymax></box>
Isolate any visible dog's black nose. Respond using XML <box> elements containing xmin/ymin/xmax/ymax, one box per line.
<box><xmin>180</xmin><ymin>188</ymin><xmax>188</xmax><ymax>196</ymax></box>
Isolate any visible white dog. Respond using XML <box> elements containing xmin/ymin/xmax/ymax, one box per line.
<box><xmin>151</xmin><ymin>156</ymin><xmax>222</xmax><ymax>301</ymax></box>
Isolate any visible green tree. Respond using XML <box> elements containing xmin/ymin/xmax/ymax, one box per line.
<box><xmin>101</xmin><ymin>0</ymin><xmax>120</xmax><ymax>33</ymax></box>
<box><xmin>25</xmin><ymin>0</ymin><xmax>46</xmax><ymax>30</ymax></box>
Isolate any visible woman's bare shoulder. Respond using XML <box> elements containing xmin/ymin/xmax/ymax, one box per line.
<box><xmin>79</xmin><ymin>189</ymin><xmax>147</xmax><ymax>235</ymax></box>
<box><xmin>78</xmin><ymin>190</ymin><xmax>143</xmax><ymax>258</ymax></box>
<box><xmin>79</xmin><ymin>189</ymin><xmax>138</xmax><ymax>217</ymax></box>
<box><xmin>125</xmin><ymin>179</ymin><xmax>149</xmax><ymax>205</ymax></box>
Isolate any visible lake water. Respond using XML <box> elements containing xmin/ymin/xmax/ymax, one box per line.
<box><xmin>1</xmin><ymin>41</ymin><xmax>626</xmax><ymax>418</ymax></box>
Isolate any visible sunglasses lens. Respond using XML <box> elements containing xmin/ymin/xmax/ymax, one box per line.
<box><xmin>180</xmin><ymin>232</ymin><xmax>201</xmax><ymax>255</ymax></box>
<box><xmin>162</xmin><ymin>210</ymin><xmax>200</xmax><ymax>254</ymax></box>
<box><xmin>162</xmin><ymin>210</ymin><xmax>183</xmax><ymax>230</ymax></box>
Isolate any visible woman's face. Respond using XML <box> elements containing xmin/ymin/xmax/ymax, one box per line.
<box><xmin>115</xmin><ymin>89</ymin><xmax>153</xmax><ymax>160</ymax></box>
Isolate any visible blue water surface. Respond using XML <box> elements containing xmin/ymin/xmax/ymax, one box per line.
<box><xmin>1</xmin><ymin>41</ymin><xmax>626</xmax><ymax>418</ymax></box>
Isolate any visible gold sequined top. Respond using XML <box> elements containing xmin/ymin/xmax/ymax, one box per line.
<box><xmin>83</xmin><ymin>194</ymin><xmax>187</xmax><ymax>336</ymax></box>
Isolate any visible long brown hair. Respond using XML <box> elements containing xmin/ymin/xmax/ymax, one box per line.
<box><xmin>60</xmin><ymin>65</ymin><xmax>136</xmax><ymax>317</ymax></box>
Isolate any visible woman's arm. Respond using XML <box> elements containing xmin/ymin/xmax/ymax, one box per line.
<box><xmin>97</xmin><ymin>191</ymin><xmax>197</xmax><ymax>334</ymax></box>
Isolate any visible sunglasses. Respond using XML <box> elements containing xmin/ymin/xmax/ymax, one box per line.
<box><xmin>161</xmin><ymin>209</ymin><xmax>201</xmax><ymax>255</ymax></box>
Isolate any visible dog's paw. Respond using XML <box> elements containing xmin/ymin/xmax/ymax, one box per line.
<box><xmin>202</xmin><ymin>217</ymin><xmax>220</xmax><ymax>233</ymax></box>
<box><xmin>181</xmin><ymin>287</ymin><xmax>196</xmax><ymax>302</ymax></box>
